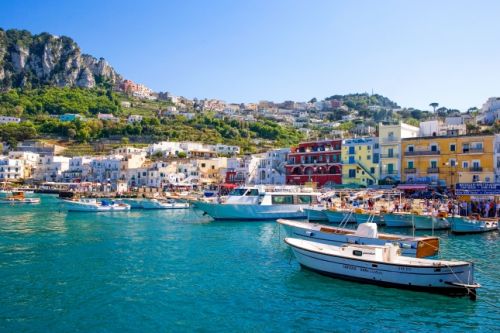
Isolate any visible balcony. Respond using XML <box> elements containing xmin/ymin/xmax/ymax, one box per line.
<box><xmin>427</xmin><ymin>167</ymin><xmax>440</xmax><ymax>173</ymax></box>
<box><xmin>380</xmin><ymin>153</ymin><xmax>399</xmax><ymax>158</ymax></box>
<box><xmin>381</xmin><ymin>170</ymin><xmax>399</xmax><ymax>175</ymax></box>
<box><xmin>469</xmin><ymin>166</ymin><xmax>483</xmax><ymax>172</ymax></box>
<box><xmin>379</xmin><ymin>137</ymin><xmax>399</xmax><ymax>144</ymax></box>
<box><xmin>405</xmin><ymin>150</ymin><xmax>440</xmax><ymax>156</ymax></box>
<box><xmin>463</xmin><ymin>148</ymin><xmax>484</xmax><ymax>154</ymax></box>
<box><xmin>404</xmin><ymin>168</ymin><xmax>417</xmax><ymax>174</ymax></box>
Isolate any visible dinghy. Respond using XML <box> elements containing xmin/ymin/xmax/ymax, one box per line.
<box><xmin>284</xmin><ymin>237</ymin><xmax>480</xmax><ymax>298</ymax></box>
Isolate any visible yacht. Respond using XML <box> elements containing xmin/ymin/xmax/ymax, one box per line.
<box><xmin>191</xmin><ymin>186</ymin><xmax>321</xmax><ymax>220</ymax></box>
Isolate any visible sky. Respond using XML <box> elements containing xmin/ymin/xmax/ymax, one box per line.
<box><xmin>1</xmin><ymin>0</ymin><xmax>499</xmax><ymax>110</ymax></box>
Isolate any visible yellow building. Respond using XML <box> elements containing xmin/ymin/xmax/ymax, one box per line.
<box><xmin>401</xmin><ymin>134</ymin><xmax>495</xmax><ymax>188</ymax></box>
<box><xmin>341</xmin><ymin>137</ymin><xmax>380</xmax><ymax>187</ymax></box>
<box><xmin>197</xmin><ymin>157</ymin><xmax>227</xmax><ymax>184</ymax></box>
<box><xmin>378</xmin><ymin>122</ymin><xmax>419</xmax><ymax>183</ymax></box>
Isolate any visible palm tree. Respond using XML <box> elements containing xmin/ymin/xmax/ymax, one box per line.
<box><xmin>429</xmin><ymin>102</ymin><xmax>439</xmax><ymax>113</ymax></box>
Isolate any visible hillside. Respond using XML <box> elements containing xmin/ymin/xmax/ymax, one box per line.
<box><xmin>0</xmin><ymin>29</ymin><xmax>122</xmax><ymax>90</ymax></box>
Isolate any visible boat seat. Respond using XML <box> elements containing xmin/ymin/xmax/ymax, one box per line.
<box><xmin>354</xmin><ymin>223</ymin><xmax>378</xmax><ymax>238</ymax></box>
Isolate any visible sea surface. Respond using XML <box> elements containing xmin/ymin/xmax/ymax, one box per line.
<box><xmin>0</xmin><ymin>195</ymin><xmax>498</xmax><ymax>332</ymax></box>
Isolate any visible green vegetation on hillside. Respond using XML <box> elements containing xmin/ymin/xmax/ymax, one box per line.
<box><xmin>0</xmin><ymin>87</ymin><xmax>303</xmax><ymax>152</ymax></box>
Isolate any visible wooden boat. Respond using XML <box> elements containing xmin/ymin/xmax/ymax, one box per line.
<box><xmin>351</xmin><ymin>208</ymin><xmax>385</xmax><ymax>225</ymax></box>
<box><xmin>277</xmin><ymin>219</ymin><xmax>439</xmax><ymax>258</ymax></box>
<box><xmin>383</xmin><ymin>211</ymin><xmax>450</xmax><ymax>230</ymax></box>
<box><xmin>450</xmin><ymin>215</ymin><xmax>499</xmax><ymax>234</ymax></box>
<box><xmin>0</xmin><ymin>191</ymin><xmax>40</xmax><ymax>204</ymax></box>
<box><xmin>63</xmin><ymin>198</ymin><xmax>130</xmax><ymax>212</ymax></box>
<box><xmin>284</xmin><ymin>237</ymin><xmax>480</xmax><ymax>298</ymax></box>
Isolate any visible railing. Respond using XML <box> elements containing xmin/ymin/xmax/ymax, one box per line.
<box><xmin>469</xmin><ymin>166</ymin><xmax>483</xmax><ymax>172</ymax></box>
<box><xmin>404</xmin><ymin>168</ymin><xmax>417</xmax><ymax>173</ymax></box>
<box><xmin>405</xmin><ymin>150</ymin><xmax>440</xmax><ymax>156</ymax></box>
<box><xmin>427</xmin><ymin>167</ymin><xmax>440</xmax><ymax>173</ymax></box>
<box><xmin>381</xmin><ymin>170</ymin><xmax>399</xmax><ymax>175</ymax></box>
<box><xmin>464</xmin><ymin>148</ymin><xmax>484</xmax><ymax>153</ymax></box>
<box><xmin>380</xmin><ymin>153</ymin><xmax>399</xmax><ymax>158</ymax></box>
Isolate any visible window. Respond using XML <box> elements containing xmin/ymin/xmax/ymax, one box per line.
<box><xmin>353</xmin><ymin>250</ymin><xmax>363</xmax><ymax>256</ymax></box>
<box><xmin>349</xmin><ymin>147</ymin><xmax>355</xmax><ymax>154</ymax></box>
<box><xmin>472</xmin><ymin>175</ymin><xmax>479</xmax><ymax>182</ymax></box>
<box><xmin>449</xmin><ymin>159</ymin><xmax>456</xmax><ymax>167</ymax></box>
<box><xmin>370</xmin><ymin>167</ymin><xmax>375</xmax><ymax>174</ymax></box>
<box><xmin>388</xmin><ymin>148</ymin><xmax>394</xmax><ymax>158</ymax></box>
<box><xmin>430</xmin><ymin>160</ymin><xmax>437</xmax><ymax>168</ymax></box>
<box><xmin>272</xmin><ymin>195</ymin><xmax>294</xmax><ymax>204</ymax></box>
<box><xmin>408</xmin><ymin>145</ymin><xmax>414</xmax><ymax>152</ymax></box>
<box><xmin>245</xmin><ymin>189</ymin><xmax>259</xmax><ymax>196</ymax></box>
<box><xmin>408</xmin><ymin>161</ymin><xmax>414</xmax><ymax>168</ymax></box>
<box><xmin>298</xmin><ymin>195</ymin><xmax>312</xmax><ymax>204</ymax></box>
<box><xmin>367</xmin><ymin>155</ymin><xmax>371</xmax><ymax>160</ymax></box>
<box><xmin>349</xmin><ymin>169</ymin><xmax>356</xmax><ymax>178</ymax></box>
<box><xmin>463</xmin><ymin>143</ymin><xmax>470</xmax><ymax>153</ymax></box>
<box><xmin>201</xmin><ymin>163</ymin><xmax>206</xmax><ymax>168</ymax></box>
<box><xmin>462</xmin><ymin>161</ymin><xmax>469</xmax><ymax>169</ymax></box>
<box><xmin>430</xmin><ymin>144</ymin><xmax>438</xmax><ymax>152</ymax></box>
<box><xmin>472</xmin><ymin>160</ymin><xmax>480</xmax><ymax>168</ymax></box>
<box><xmin>450</xmin><ymin>144</ymin><xmax>456</xmax><ymax>152</ymax></box>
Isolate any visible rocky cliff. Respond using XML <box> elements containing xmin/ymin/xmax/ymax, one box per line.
<box><xmin>0</xmin><ymin>29</ymin><xmax>122</xmax><ymax>90</ymax></box>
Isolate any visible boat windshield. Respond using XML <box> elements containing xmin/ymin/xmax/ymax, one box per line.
<box><xmin>228</xmin><ymin>188</ymin><xmax>260</xmax><ymax>196</ymax></box>
<box><xmin>229</xmin><ymin>188</ymin><xmax>247</xmax><ymax>196</ymax></box>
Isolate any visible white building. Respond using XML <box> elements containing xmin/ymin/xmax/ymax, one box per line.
<box><xmin>213</xmin><ymin>144</ymin><xmax>240</xmax><ymax>156</ymax></box>
<box><xmin>62</xmin><ymin>156</ymin><xmax>92</xmax><ymax>182</ymax></box>
<box><xmin>0</xmin><ymin>116</ymin><xmax>21</xmax><ymax>124</ymax></box>
<box><xmin>33</xmin><ymin>156</ymin><xmax>70</xmax><ymax>182</ymax></box>
<box><xmin>478</xmin><ymin>97</ymin><xmax>500</xmax><ymax>124</ymax></box>
<box><xmin>97</xmin><ymin>113</ymin><xmax>119</xmax><ymax>122</ymax></box>
<box><xmin>0</xmin><ymin>157</ymin><xmax>26</xmax><ymax>180</ymax></box>
<box><xmin>255</xmin><ymin>148</ymin><xmax>290</xmax><ymax>185</ymax></box>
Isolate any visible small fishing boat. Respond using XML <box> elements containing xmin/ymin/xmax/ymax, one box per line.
<box><xmin>141</xmin><ymin>198</ymin><xmax>190</xmax><ymax>210</ymax></box>
<box><xmin>450</xmin><ymin>216</ymin><xmax>499</xmax><ymax>234</ymax></box>
<box><xmin>351</xmin><ymin>208</ymin><xmax>385</xmax><ymax>225</ymax></box>
<box><xmin>284</xmin><ymin>237</ymin><xmax>480</xmax><ymax>298</ymax></box>
<box><xmin>382</xmin><ymin>211</ymin><xmax>415</xmax><ymax>227</ymax></box>
<box><xmin>413</xmin><ymin>213</ymin><xmax>450</xmax><ymax>230</ymax></box>
<box><xmin>63</xmin><ymin>198</ymin><xmax>131</xmax><ymax>212</ymax></box>
<box><xmin>303</xmin><ymin>206</ymin><xmax>328</xmax><ymax>221</ymax></box>
<box><xmin>0</xmin><ymin>191</ymin><xmax>40</xmax><ymax>204</ymax></box>
<box><xmin>277</xmin><ymin>219</ymin><xmax>439</xmax><ymax>258</ymax></box>
<box><xmin>116</xmin><ymin>198</ymin><xmax>147</xmax><ymax>209</ymax></box>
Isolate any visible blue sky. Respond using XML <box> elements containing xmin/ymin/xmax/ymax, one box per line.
<box><xmin>1</xmin><ymin>0</ymin><xmax>499</xmax><ymax>110</ymax></box>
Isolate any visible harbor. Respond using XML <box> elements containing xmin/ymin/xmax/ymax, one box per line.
<box><xmin>0</xmin><ymin>193</ymin><xmax>498</xmax><ymax>331</ymax></box>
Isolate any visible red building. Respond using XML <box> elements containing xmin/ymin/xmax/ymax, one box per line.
<box><xmin>286</xmin><ymin>139</ymin><xmax>342</xmax><ymax>187</ymax></box>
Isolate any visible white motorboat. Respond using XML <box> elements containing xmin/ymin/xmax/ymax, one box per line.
<box><xmin>191</xmin><ymin>186</ymin><xmax>320</xmax><ymax>220</ymax></box>
<box><xmin>141</xmin><ymin>198</ymin><xmax>190</xmax><ymax>210</ymax></box>
<box><xmin>450</xmin><ymin>216</ymin><xmax>499</xmax><ymax>234</ymax></box>
<box><xmin>63</xmin><ymin>198</ymin><xmax>131</xmax><ymax>212</ymax></box>
<box><xmin>116</xmin><ymin>198</ymin><xmax>146</xmax><ymax>209</ymax></box>
<box><xmin>277</xmin><ymin>219</ymin><xmax>439</xmax><ymax>258</ymax></box>
<box><xmin>284</xmin><ymin>237</ymin><xmax>480</xmax><ymax>298</ymax></box>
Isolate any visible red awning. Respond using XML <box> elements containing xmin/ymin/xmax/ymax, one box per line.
<box><xmin>221</xmin><ymin>183</ymin><xmax>238</xmax><ymax>189</ymax></box>
<box><xmin>397</xmin><ymin>184</ymin><xmax>428</xmax><ymax>190</ymax></box>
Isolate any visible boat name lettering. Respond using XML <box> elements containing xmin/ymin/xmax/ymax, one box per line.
<box><xmin>360</xmin><ymin>267</ymin><xmax>382</xmax><ymax>274</ymax></box>
<box><xmin>343</xmin><ymin>264</ymin><xmax>357</xmax><ymax>271</ymax></box>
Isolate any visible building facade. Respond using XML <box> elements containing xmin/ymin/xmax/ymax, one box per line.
<box><xmin>378</xmin><ymin>122</ymin><xmax>419</xmax><ymax>184</ymax></box>
<box><xmin>341</xmin><ymin>137</ymin><xmax>380</xmax><ymax>187</ymax></box>
<box><xmin>401</xmin><ymin>134</ymin><xmax>495</xmax><ymax>188</ymax></box>
<box><xmin>286</xmin><ymin>139</ymin><xmax>342</xmax><ymax>187</ymax></box>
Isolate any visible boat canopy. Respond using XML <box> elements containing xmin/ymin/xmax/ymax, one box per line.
<box><xmin>397</xmin><ymin>184</ymin><xmax>428</xmax><ymax>190</ymax></box>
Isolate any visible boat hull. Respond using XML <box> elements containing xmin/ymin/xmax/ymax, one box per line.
<box><xmin>352</xmin><ymin>212</ymin><xmax>385</xmax><ymax>225</ymax></box>
<box><xmin>141</xmin><ymin>200</ymin><xmax>190</xmax><ymax>210</ymax></box>
<box><xmin>192</xmin><ymin>201</ymin><xmax>307</xmax><ymax>220</ymax></box>
<box><xmin>279</xmin><ymin>220</ymin><xmax>439</xmax><ymax>257</ymax></box>
<box><xmin>413</xmin><ymin>216</ymin><xmax>450</xmax><ymax>230</ymax></box>
<box><xmin>451</xmin><ymin>217</ymin><xmax>499</xmax><ymax>234</ymax></box>
<box><xmin>323</xmin><ymin>210</ymin><xmax>356</xmax><ymax>224</ymax></box>
<box><xmin>287</xmin><ymin>240</ymin><xmax>475</xmax><ymax>296</ymax></box>
<box><xmin>64</xmin><ymin>200</ymin><xmax>130</xmax><ymax>212</ymax></box>
<box><xmin>304</xmin><ymin>207</ymin><xmax>328</xmax><ymax>221</ymax></box>
<box><xmin>382</xmin><ymin>213</ymin><xmax>414</xmax><ymax>227</ymax></box>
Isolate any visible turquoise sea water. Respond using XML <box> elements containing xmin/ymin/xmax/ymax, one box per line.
<box><xmin>0</xmin><ymin>195</ymin><xmax>498</xmax><ymax>332</ymax></box>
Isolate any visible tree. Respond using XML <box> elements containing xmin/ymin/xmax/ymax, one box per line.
<box><xmin>429</xmin><ymin>102</ymin><xmax>439</xmax><ymax>113</ymax></box>
<box><xmin>120</xmin><ymin>137</ymin><xmax>130</xmax><ymax>145</ymax></box>
<box><xmin>177</xmin><ymin>151</ymin><xmax>187</xmax><ymax>158</ymax></box>
<box><xmin>309</xmin><ymin>98</ymin><xmax>317</xmax><ymax>104</ymax></box>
